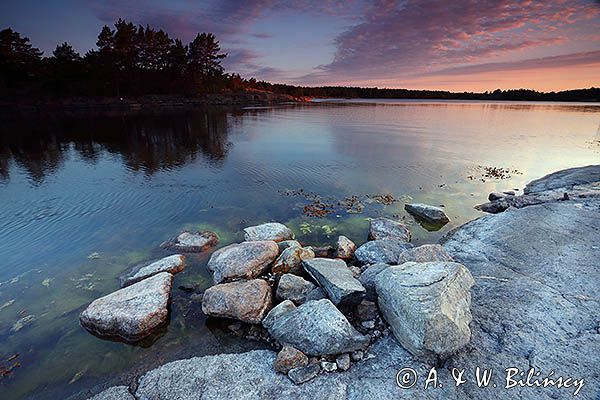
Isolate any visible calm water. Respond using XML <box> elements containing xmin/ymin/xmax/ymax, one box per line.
<box><xmin>0</xmin><ymin>100</ymin><xmax>598</xmax><ymax>399</ymax></box>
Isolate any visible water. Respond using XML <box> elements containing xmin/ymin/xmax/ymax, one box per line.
<box><xmin>0</xmin><ymin>100</ymin><xmax>598</xmax><ymax>399</ymax></box>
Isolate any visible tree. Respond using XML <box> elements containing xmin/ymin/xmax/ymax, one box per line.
<box><xmin>0</xmin><ymin>28</ymin><xmax>43</xmax><ymax>89</ymax></box>
<box><xmin>187</xmin><ymin>33</ymin><xmax>226</xmax><ymax>91</ymax></box>
<box><xmin>52</xmin><ymin>42</ymin><xmax>81</xmax><ymax>63</ymax></box>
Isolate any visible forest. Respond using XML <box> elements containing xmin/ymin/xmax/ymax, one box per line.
<box><xmin>1</xmin><ymin>19</ymin><xmax>598</xmax><ymax>102</ymax></box>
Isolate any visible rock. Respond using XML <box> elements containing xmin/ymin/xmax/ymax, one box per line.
<box><xmin>278</xmin><ymin>240</ymin><xmax>301</xmax><ymax>253</ymax></box>
<box><xmin>201</xmin><ymin>279</ymin><xmax>272</xmax><ymax>324</ymax></box>
<box><xmin>287</xmin><ymin>363</ymin><xmax>320</xmax><ymax>385</ymax></box>
<box><xmin>348</xmin><ymin>265</ymin><xmax>361</xmax><ymax>277</ymax></box>
<box><xmin>502</xmin><ymin>190</ymin><xmax>516</xmax><ymax>196</ymax></box>
<box><xmin>320</xmin><ymin>361</ymin><xmax>337</xmax><ymax>372</ymax></box>
<box><xmin>80</xmin><ymin>272</ymin><xmax>173</xmax><ymax>342</ymax></box>
<box><xmin>335</xmin><ymin>354</ymin><xmax>350</xmax><ymax>371</ymax></box>
<box><xmin>354</xmin><ymin>239</ymin><xmax>412</xmax><ymax>266</ymax></box>
<box><xmin>302</xmin><ymin>258</ymin><xmax>366</xmax><ymax>307</ymax></box>
<box><xmin>160</xmin><ymin>231</ymin><xmax>218</xmax><ymax>253</ymax></box>
<box><xmin>11</xmin><ymin>314</ymin><xmax>36</xmax><ymax>333</ymax></box>
<box><xmin>404</xmin><ymin>203</ymin><xmax>450</xmax><ymax>225</ymax></box>
<box><xmin>361</xmin><ymin>320</ymin><xmax>375</xmax><ymax>329</ymax></box>
<box><xmin>275</xmin><ymin>346</ymin><xmax>309</xmax><ymax>374</ymax></box>
<box><xmin>122</xmin><ymin>254</ymin><xmax>185</xmax><ymax>287</ymax></box>
<box><xmin>376</xmin><ymin>262</ymin><xmax>474</xmax><ymax>358</ymax></box>
<box><xmin>350</xmin><ymin>350</ymin><xmax>363</xmax><ymax>361</ymax></box>
<box><xmin>488</xmin><ymin>192</ymin><xmax>507</xmax><ymax>201</ymax></box>
<box><xmin>358</xmin><ymin>263</ymin><xmax>390</xmax><ymax>301</ymax></box>
<box><xmin>524</xmin><ymin>164</ymin><xmax>600</xmax><ymax>194</ymax></box>
<box><xmin>309</xmin><ymin>246</ymin><xmax>335</xmax><ymax>258</ymax></box>
<box><xmin>334</xmin><ymin>235</ymin><xmax>356</xmax><ymax>259</ymax></box>
<box><xmin>243</xmin><ymin>222</ymin><xmax>295</xmax><ymax>242</ymax></box>
<box><xmin>207</xmin><ymin>241</ymin><xmax>279</xmax><ymax>284</ymax></box>
<box><xmin>304</xmin><ymin>287</ymin><xmax>327</xmax><ymax>302</ymax></box>
<box><xmin>355</xmin><ymin>300</ymin><xmax>378</xmax><ymax>321</ymax></box>
<box><xmin>88</xmin><ymin>386</ymin><xmax>135</xmax><ymax>400</ymax></box>
<box><xmin>368</xmin><ymin>218</ymin><xmax>411</xmax><ymax>242</ymax></box>
<box><xmin>272</xmin><ymin>246</ymin><xmax>315</xmax><ymax>275</ymax></box>
<box><xmin>262</xmin><ymin>299</ymin><xmax>296</xmax><ymax>330</ymax></box>
<box><xmin>276</xmin><ymin>274</ymin><xmax>315</xmax><ymax>304</ymax></box>
<box><xmin>396</xmin><ymin>244</ymin><xmax>453</xmax><ymax>264</ymax></box>
<box><xmin>267</xmin><ymin>299</ymin><xmax>370</xmax><ymax>356</ymax></box>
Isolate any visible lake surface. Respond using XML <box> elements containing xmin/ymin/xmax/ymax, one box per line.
<box><xmin>0</xmin><ymin>100</ymin><xmax>598</xmax><ymax>399</ymax></box>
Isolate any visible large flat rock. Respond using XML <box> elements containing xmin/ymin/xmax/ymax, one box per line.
<box><xmin>207</xmin><ymin>241</ymin><xmax>279</xmax><ymax>284</ymax></box>
<box><xmin>524</xmin><ymin>164</ymin><xmax>600</xmax><ymax>194</ymax></box>
<box><xmin>80</xmin><ymin>272</ymin><xmax>173</xmax><ymax>342</ymax></box>
<box><xmin>302</xmin><ymin>258</ymin><xmax>365</xmax><ymax>306</ymax></box>
<box><xmin>243</xmin><ymin>222</ymin><xmax>295</xmax><ymax>242</ymax></box>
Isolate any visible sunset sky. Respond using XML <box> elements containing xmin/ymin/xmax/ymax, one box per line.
<box><xmin>2</xmin><ymin>0</ymin><xmax>599</xmax><ymax>91</ymax></box>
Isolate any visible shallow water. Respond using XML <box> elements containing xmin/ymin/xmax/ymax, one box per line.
<box><xmin>0</xmin><ymin>100</ymin><xmax>598</xmax><ymax>399</ymax></box>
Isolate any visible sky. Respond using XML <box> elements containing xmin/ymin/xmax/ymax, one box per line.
<box><xmin>1</xmin><ymin>0</ymin><xmax>599</xmax><ymax>91</ymax></box>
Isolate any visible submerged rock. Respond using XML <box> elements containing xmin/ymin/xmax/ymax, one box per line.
<box><xmin>276</xmin><ymin>274</ymin><xmax>316</xmax><ymax>304</ymax></box>
<box><xmin>368</xmin><ymin>218</ymin><xmax>411</xmax><ymax>242</ymax></box>
<box><xmin>334</xmin><ymin>235</ymin><xmax>356</xmax><ymax>259</ymax></box>
<box><xmin>358</xmin><ymin>263</ymin><xmax>390</xmax><ymax>301</ymax></box>
<box><xmin>201</xmin><ymin>279</ymin><xmax>272</xmax><ymax>324</ymax></box>
<box><xmin>404</xmin><ymin>203</ymin><xmax>450</xmax><ymax>224</ymax></box>
<box><xmin>302</xmin><ymin>258</ymin><xmax>366</xmax><ymax>307</ymax></box>
<box><xmin>207</xmin><ymin>241</ymin><xmax>279</xmax><ymax>284</ymax></box>
<box><xmin>272</xmin><ymin>246</ymin><xmax>315</xmax><ymax>275</ymax></box>
<box><xmin>122</xmin><ymin>254</ymin><xmax>185</xmax><ymax>287</ymax></box>
<box><xmin>243</xmin><ymin>222</ymin><xmax>295</xmax><ymax>242</ymax></box>
<box><xmin>80</xmin><ymin>272</ymin><xmax>173</xmax><ymax>342</ymax></box>
<box><xmin>160</xmin><ymin>231</ymin><xmax>218</xmax><ymax>253</ymax></box>
<box><xmin>354</xmin><ymin>239</ymin><xmax>412</xmax><ymax>266</ymax></box>
<box><xmin>376</xmin><ymin>262</ymin><xmax>474</xmax><ymax>358</ymax></box>
<box><xmin>396</xmin><ymin>244</ymin><xmax>453</xmax><ymax>264</ymax></box>
<box><xmin>267</xmin><ymin>299</ymin><xmax>370</xmax><ymax>356</ymax></box>
<box><xmin>275</xmin><ymin>345</ymin><xmax>309</xmax><ymax>374</ymax></box>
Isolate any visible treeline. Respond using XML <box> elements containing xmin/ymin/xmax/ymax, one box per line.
<box><xmin>248</xmin><ymin>84</ymin><xmax>600</xmax><ymax>102</ymax></box>
<box><xmin>0</xmin><ymin>19</ymin><xmax>248</xmax><ymax>97</ymax></box>
<box><xmin>1</xmin><ymin>20</ymin><xmax>598</xmax><ymax>102</ymax></box>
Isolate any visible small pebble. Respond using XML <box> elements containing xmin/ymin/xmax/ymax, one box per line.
<box><xmin>350</xmin><ymin>350</ymin><xmax>364</xmax><ymax>361</ymax></box>
<box><xmin>336</xmin><ymin>354</ymin><xmax>351</xmax><ymax>371</ymax></box>
<box><xmin>320</xmin><ymin>361</ymin><xmax>337</xmax><ymax>372</ymax></box>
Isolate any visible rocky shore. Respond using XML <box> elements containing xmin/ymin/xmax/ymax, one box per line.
<box><xmin>86</xmin><ymin>165</ymin><xmax>599</xmax><ymax>400</ymax></box>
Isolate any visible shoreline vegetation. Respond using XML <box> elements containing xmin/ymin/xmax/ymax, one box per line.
<box><xmin>1</xmin><ymin>19</ymin><xmax>598</xmax><ymax>118</ymax></box>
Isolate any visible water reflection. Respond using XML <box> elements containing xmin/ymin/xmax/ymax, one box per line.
<box><xmin>0</xmin><ymin>109</ymin><xmax>233</xmax><ymax>184</ymax></box>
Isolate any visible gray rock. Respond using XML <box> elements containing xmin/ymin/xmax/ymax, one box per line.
<box><xmin>267</xmin><ymin>299</ymin><xmax>370</xmax><ymax>356</ymax></box>
<box><xmin>358</xmin><ymin>263</ymin><xmax>390</xmax><ymax>301</ymax></box>
<box><xmin>396</xmin><ymin>244</ymin><xmax>453</xmax><ymax>264</ymax></box>
<box><xmin>287</xmin><ymin>364</ymin><xmax>320</xmax><ymax>385</ymax></box>
<box><xmin>350</xmin><ymin>350</ymin><xmax>363</xmax><ymax>361</ymax></box>
<box><xmin>122</xmin><ymin>254</ymin><xmax>185</xmax><ymax>287</ymax></box>
<box><xmin>302</xmin><ymin>258</ymin><xmax>366</xmax><ymax>306</ymax></box>
<box><xmin>275</xmin><ymin>345</ymin><xmax>309</xmax><ymax>374</ymax></box>
<box><xmin>303</xmin><ymin>287</ymin><xmax>327</xmax><ymax>302</ymax></box>
<box><xmin>404</xmin><ymin>203</ymin><xmax>450</xmax><ymax>224</ymax></box>
<box><xmin>334</xmin><ymin>235</ymin><xmax>356</xmax><ymax>259</ymax></box>
<box><xmin>376</xmin><ymin>262</ymin><xmax>474</xmax><ymax>358</ymax></box>
<box><xmin>488</xmin><ymin>191</ymin><xmax>507</xmax><ymax>201</ymax></box>
<box><xmin>243</xmin><ymin>222</ymin><xmax>295</xmax><ymax>242</ymax></box>
<box><xmin>262</xmin><ymin>299</ymin><xmax>296</xmax><ymax>330</ymax></box>
<box><xmin>524</xmin><ymin>164</ymin><xmax>600</xmax><ymax>194</ymax></box>
<box><xmin>368</xmin><ymin>218</ymin><xmax>411</xmax><ymax>241</ymax></box>
<box><xmin>160</xmin><ymin>231</ymin><xmax>218</xmax><ymax>253</ymax></box>
<box><xmin>335</xmin><ymin>353</ymin><xmax>350</xmax><ymax>371</ymax></box>
<box><xmin>80</xmin><ymin>272</ymin><xmax>173</xmax><ymax>342</ymax></box>
<box><xmin>278</xmin><ymin>240</ymin><xmax>301</xmax><ymax>253</ymax></box>
<box><xmin>88</xmin><ymin>386</ymin><xmax>135</xmax><ymax>400</ymax></box>
<box><xmin>276</xmin><ymin>274</ymin><xmax>316</xmax><ymax>304</ymax></box>
<box><xmin>201</xmin><ymin>279</ymin><xmax>272</xmax><ymax>324</ymax></box>
<box><xmin>502</xmin><ymin>190</ymin><xmax>516</xmax><ymax>196</ymax></box>
<box><xmin>272</xmin><ymin>246</ymin><xmax>315</xmax><ymax>274</ymax></box>
<box><xmin>207</xmin><ymin>241</ymin><xmax>279</xmax><ymax>284</ymax></box>
<box><xmin>320</xmin><ymin>361</ymin><xmax>337</xmax><ymax>372</ymax></box>
<box><xmin>354</xmin><ymin>239</ymin><xmax>412</xmax><ymax>266</ymax></box>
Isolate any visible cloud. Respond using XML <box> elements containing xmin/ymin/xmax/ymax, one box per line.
<box><xmin>308</xmin><ymin>0</ymin><xmax>600</xmax><ymax>82</ymax></box>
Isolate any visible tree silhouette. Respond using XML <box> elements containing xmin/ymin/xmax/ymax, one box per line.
<box><xmin>188</xmin><ymin>33</ymin><xmax>227</xmax><ymax>92</ymax></box>
<box><xmin>0</xmin><ymin>28</ymin><xmax>43</xmax><ymax>90</ymax></box>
